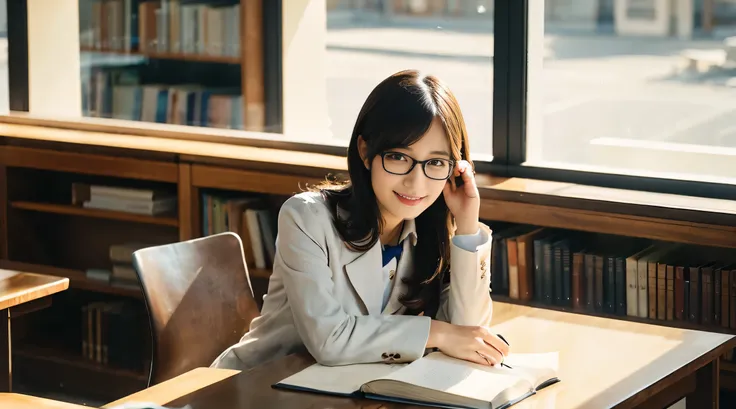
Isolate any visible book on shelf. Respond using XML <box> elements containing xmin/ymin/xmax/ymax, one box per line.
<box><xmin>274</xmin><ymin>351</ymin><xmax>560</xmax><ymax>409</ymax></box>
<box><xmin>81</xmin><ymin>65</ymin><xmax>244</xmax><ymax>129</ymax></box>
<box><xmin>85</xmin><ymin>242</ymin><xmax>151</xmax><ymax>289</ymax></box>
<box><xmin>81</xmin><ymin>0</ymin><xmax>241</xmax><ymax>57</ymax></box>
<box><xmin>201</xmin><ymin>192</ymin><xmax>281</xmax><ymax>270</ymax></box>
<box><xmin>490</xmin><ymin>225</ymin><xmax>736</xmax><ymax>330</ymax></box>
<box><xmin>81</xmin><ymin>300</ymin><xmax>146</xmax><ymax>371</ymax></box>
<box><xmin>72</xmin><ymin>182</ymin><xmax>177</xmax><ymax>216</ymax></box>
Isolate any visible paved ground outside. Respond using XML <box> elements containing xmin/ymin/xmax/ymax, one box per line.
<box><xmin>323</xmin><ymin>22</ymin><xmax>736</xmax><ymax>174</ymax></box>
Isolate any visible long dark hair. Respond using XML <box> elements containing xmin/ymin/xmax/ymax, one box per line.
<box><xmin>316</xmin><ymin>69</ymin><xmax>472</xmax><ymax>317</ymax></box>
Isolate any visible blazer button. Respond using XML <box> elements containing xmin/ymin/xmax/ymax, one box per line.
<box><xmin>389</xmin><ymin>270</ymin><xmax>395</xmax><ymax>280</ymax></box>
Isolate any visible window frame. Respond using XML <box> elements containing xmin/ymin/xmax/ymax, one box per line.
<box><xmin>5</xmin><ymin>0</ymin><xmax>736</xmax><ymax>200</ymax></box>
<box><xmin>492</xmin><ymin>0</ymin><xmax>736</xmax><ymax>201</ymax></box>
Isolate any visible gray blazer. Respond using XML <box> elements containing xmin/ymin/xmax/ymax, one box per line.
<box><xmin>211</xmin><ymin>191</ymin><xmax>493</xmax><ymax>370</ymax></box>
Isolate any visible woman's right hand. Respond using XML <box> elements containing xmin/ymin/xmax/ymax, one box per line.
<box><xmin>426</xmin><ymin>320</ymin><xmax>510</xmax><ymax>366</ymax></box>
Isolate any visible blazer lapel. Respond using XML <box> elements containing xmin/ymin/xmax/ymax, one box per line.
<box><xmin>344</xmin><ymin>242</ymin><xmax>383</xmax><ymax>315</ymax></box>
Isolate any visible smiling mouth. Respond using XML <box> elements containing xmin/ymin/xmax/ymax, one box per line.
<box><xmin>394</xmin><ymin>191</ymin><xmax>425</xmax><ymax>205</ymax></box>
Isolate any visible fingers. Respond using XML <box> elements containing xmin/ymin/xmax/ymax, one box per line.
<box><xmin>455</xmin><ymin>160</ymin><xmax>478</xmax><ymax>198</ymax></box>
<box><xmin>443</xmin><ymin>178</ymin><xmax>453</xmax><ymax>197</ymax></box>
<box><xmin>470</xmin><ymin>351</ymin><xmax>495</xmax><ymax>367</ymax></box>
<box><xmin>482</xmin><ymin>331</ymin><xmax>510</xmax><ymax>357</ymax></box>
<box><xmin>477</xmin><ymin>343</ymin><xmax>503</xmax><ymax>366</ymax></box>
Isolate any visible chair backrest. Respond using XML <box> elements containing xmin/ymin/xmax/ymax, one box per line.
<box><xmin>132</xmin><ymin>232</ymin><xmax>260</xmax><ymax>386</ymax></box>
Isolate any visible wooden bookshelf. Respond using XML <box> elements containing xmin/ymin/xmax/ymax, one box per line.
<box><xmin>79</xmin><ymin>0</ymin><xmax>268</xmax><ymax>132</ymax></box>
<box><xmin>0</xmin><ymin>121</ymin><xmax>735</xmax><ymax>400</ymax></box>
<box><xmin>10</xmin><ymin>201</ymin><xmax>178</xmax><ymax>227</ymax></box>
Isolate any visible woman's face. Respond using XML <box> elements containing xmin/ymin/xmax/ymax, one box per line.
<box><xmin>360</xmin><ymin>117</ymin><xmax>453</xmax><ymax>228</ymax></box>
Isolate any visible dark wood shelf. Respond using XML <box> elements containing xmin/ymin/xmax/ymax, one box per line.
<box><xmin>10</xmin><ymin>201</ymin><xmax>179</xmax><ymax>227</ymax></box>
<box><xmin>0</xmin><ymin>260</ymin><xmax>143</xmax><ymax>299</ymax></box>
<box><xmin>723</xmin><ymin>360</ymin><xmax>736</xmax><ymax>373</ymax></box>
<box><xmin>80</xmin><ymin>46</ymin><xmax>241</xmax><ymax>64</ymax></box>
<box><xmin>13</xmin><ymin>344</ymin><xmax>147</xmax><ymax>382</ymax></box>
<box><xmin>249</xmin><ymin>268</ymin><xmax>271</xmax><ymax>279</ymax></box>
<box><xmin>494</xmin><ymin>296</ymin><xmax>736</xmax><ymax>337</ymax></box>
<box><xmin>13</xmin><ymin>344</ymin><xmax>148</xmax><ymax>401</ymax></box>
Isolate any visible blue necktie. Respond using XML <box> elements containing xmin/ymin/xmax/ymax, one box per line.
<box><xmin>382</xmin><ymin>243</ymin><xmax>403</xmax><ymax>267</ymax></box>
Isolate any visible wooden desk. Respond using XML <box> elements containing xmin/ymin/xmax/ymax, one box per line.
<box><xmin>0</xmin><ymin>301</ymin><xmax>728</xmax><ymax>409</ymax></box>
<box><xmin>0</xmin><ymin>270</ymin><xmax>69</xmax><ymax>392</ymax></box>
<box><xmin>152</xmin><ymin>302</ymin><xmax>734</xmax><ymax>408</ymax></box>
<box><xmin>490</xmin><ymin>303</ymin><xmax>733</xmax><ymax>408</ymax></box>
<box><xmin>0</xmin><ymin>393</ymin><xmax>89</xmax><ymax>409</ymax></box>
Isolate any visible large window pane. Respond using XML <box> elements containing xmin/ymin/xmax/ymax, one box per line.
<box><xmin>526</xmin><ymin>0</ymin><xmax>736</xmax><ymax>183</ymax></box>
<box><xmin>326</xmin><ymin>0</ymin><xmax>494</xmax><ymax>157</ymax></box>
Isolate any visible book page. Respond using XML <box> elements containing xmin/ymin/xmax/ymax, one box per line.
<box><xmin>504</xmin><ymin>352</ymin><xmax>560</xmax><ymax>389</ymax></box>
<box><xmin>372</xmin><ymin>352</ymin><xmax>544</xmax><ymax>403</ymax></box>
<box><xmin>275</xmin><ymin>361</ymin><xmax>406</xmax><ymax>395</ymax></box>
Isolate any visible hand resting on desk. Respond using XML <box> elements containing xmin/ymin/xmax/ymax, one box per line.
<box><xmin>427</xmin><ymin>320</ymin><xmax>511</xmax><ymax>367</ymax></box>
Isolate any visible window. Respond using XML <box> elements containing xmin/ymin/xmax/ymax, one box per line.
<box><xmin>524</xmin><ymin>0</ymin><xmax>736</xmax><ymax>185</ymax></box>
<box><xmin>75</xmin><ymin>0</ymin><xmax>495</xmax><ymax>157</ymax></box>
<box><xmin>323</xmin><ymin>0</ymin><xmax>495</xmax><ymax>157</ymax></box>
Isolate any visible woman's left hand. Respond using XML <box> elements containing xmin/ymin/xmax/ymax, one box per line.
<box><xmin>442</xmin><ymin>160</ymin><xmax>480</xmax><ymax>235</ymax></box>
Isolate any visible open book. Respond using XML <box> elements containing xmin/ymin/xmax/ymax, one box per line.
<box><xmin>273</xmin><ymin>351</ymin><xmax>560</xmax><ymax>409</ymax></box>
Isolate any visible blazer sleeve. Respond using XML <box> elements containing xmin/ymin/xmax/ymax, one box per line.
<box><xmin>275</xmin><ymin>198</ymin><xmax>432</xmax><ymax>366</ymax></box>
<box><xmin>436</xmin><ymin>223</ymin><xmax>493</xmax><ymax>326</ymax></box>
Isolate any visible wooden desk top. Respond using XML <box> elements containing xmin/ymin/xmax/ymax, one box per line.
<box><xmin>160</xmin><ymin>302</ymin><xmax>734</xmax><ymax>409</ymax></box>
<box><xmin>0</xmin><ymin>393</ymin><xmax>89</xmax><ymax>409</ymax></box>
<box><xmin>489</xmin><ymin>302</ymin><xmax>734</xmax><ymax>408</ymax></box>
<box><xmin>0</xmin><ymin>270</ymin><xmax>69</xmax><ymax>310</ymax></box>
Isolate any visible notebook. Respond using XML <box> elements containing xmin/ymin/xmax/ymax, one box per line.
<box><xmin>273</xmin><ymin>351</ymin><xmax>560</xmax><ymax>409</ymax></box>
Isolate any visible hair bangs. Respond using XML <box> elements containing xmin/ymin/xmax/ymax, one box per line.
<box><xmin>359</xmin><ymin>81</ymin><xmax>438</xmax><ymax>155</ymax></box>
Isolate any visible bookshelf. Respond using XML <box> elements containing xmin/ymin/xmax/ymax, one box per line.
<box><xmin>0</xmin><ymin>121</ymin><xmax>735</xmax><ymax>401</ymax></box>
<box><xmin>79</xmin><ymin>0</ymin><xmax>270</xmax><ymax>133</ymax></box>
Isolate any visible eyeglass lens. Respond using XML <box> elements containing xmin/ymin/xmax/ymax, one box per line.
<box><xmin>382</xmin><ymin>152</ymin><xmax>452</xmax><ymax>180</ymax></box>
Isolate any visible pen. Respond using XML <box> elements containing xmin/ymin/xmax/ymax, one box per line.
<box><xmin>497</xmin><ymin>334</ymin><xmax>513</xmax><ymax>369</ymax></box>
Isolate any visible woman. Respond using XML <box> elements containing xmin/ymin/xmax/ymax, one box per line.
<box><xmin>212</xmin><ymin>69</ymin><xmax>509</xmax><ymax>371</ymax></box>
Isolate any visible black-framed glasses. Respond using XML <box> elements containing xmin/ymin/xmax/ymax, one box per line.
<box><xmin>380</xmin><ymin>151</ymin><xmax>455</xmax><ymax>180</ymax></box>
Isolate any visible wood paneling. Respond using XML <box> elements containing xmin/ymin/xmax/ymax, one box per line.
<box><xmin>178</xmin><ymin>164</ymin><xmax>193</xmax><ymax>241</ymax></box>
<box><xmin>191</xmin><ymin>164</ymin><xmax>323</xmax><ymax>196</ymax></box>
<box><xmin>10</xmin><ymin>201</ymin><xmax>178</xmax><ymax>227</ymax></box>
<box><xmin>0</xmin><ymin>146</ymin><xmax>178</xmax><ymax>182</ymax></box>
<box><xmin>481</xmin><ymin>200</ymin><xmax>736</xmax><ymax>249</ymax></box>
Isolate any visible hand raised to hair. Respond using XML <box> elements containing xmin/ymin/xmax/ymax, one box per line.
<box><xmin>442</xmin><ymin>160</ymin><xmax>480</xmax><ymax>235</ymax></box>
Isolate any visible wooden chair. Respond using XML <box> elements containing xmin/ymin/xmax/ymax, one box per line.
<box><xmin>132</xmin><ymin>232</ymin><xmax>261</xmax><ymax>386</ymax></box>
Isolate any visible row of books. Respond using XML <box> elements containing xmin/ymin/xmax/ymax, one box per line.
<box><xmin>491</xmin><ymin>226</ymin><xmax>736</xmax><ymax>328</ymax></box>
<box><xmin>72</xmin><ymin>182</ymin><xmax>177</xmax><ymax>216</ymax></box>
<box><xmin>81</xmin><ymin>300</ymin><xmax>147</xmax><ymax>371</ymax></box>
<box><xmin>85</xmin><ymin>242</ymin><xmax>149</xmax><ymax>289</ymax></box>
<box><xmin>202</xmin><ymin>192</ymin><xmax>283</xmax><ymax>270</ymax></box>
<box><xmin>82</xmin><ymin>0</ymin><xmax>242</xmax><ymax>57</ymax></box>
<box><xmin>82</xmin><ymin>66</ymin><xmax>244</xmax><ymax>129</ymax></box>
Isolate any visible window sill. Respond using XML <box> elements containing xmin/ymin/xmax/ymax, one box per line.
<box><xmin>1</xmin><ymin>116</ymin><xmax>733</xmax><ymax>232</ymax></box>
<box><xmin>0</xmin><ymin>113</ymin><xmax>349</xmax><ymax>157</ymax></box>
<box><xmin>478</xmin><ymin>176</ymin><xmax>736</xmax><ymax>228</ymax></box>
